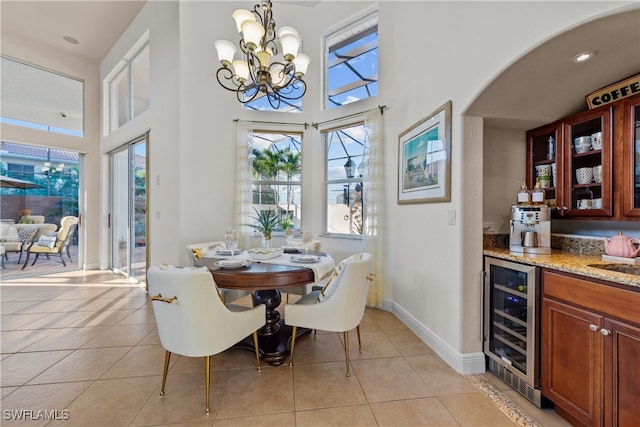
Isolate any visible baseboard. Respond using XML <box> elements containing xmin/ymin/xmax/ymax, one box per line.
<box><xmin>381</xmin><ymin>298</ymin><xmax>485</xmax><ymax>375</ymax></box>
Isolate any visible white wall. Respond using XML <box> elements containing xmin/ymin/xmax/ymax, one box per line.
<box><xmin>483</xmin><ymin>127</ymin><xmax>527</xmax><ymax>234</ymax></box>
<box><xmin>102</xmin><ymin>0</ymin><xmax>634</xmax><ymax>373</ymax></box>
<box><xmin>100</xmin><ymin>1</ymin><xmax>180</xmax><ymax>269</ymax></box>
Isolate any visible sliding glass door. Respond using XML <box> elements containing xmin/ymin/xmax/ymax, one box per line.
<box><xmin>110</xmin><ymin>133</ymin><xmax>148</xmax><ymax>283</ymax></box>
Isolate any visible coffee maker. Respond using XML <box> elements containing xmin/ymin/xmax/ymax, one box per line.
<box><xmin>509</xmin><ymin>205</ymin><xmax>551</xmax><ymax>254</ymax></box>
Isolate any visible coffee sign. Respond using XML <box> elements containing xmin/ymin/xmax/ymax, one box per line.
<box><xmin>585</xmin><ymin>74</ymin><xmax>640</xmax><ymax>109</ymax></box>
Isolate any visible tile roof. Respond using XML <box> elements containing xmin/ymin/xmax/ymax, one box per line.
<box><xmin>1</xmin><ymin>141</ymin><xmax>79</xmax><ymax>162</ymax></box>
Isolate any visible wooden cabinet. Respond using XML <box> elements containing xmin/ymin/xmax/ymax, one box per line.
<box><xmin>526</xmin><ymin>122</ymin><xmax>563</xmax><ymax>212</ymax></box>
<box><xmin>563</xmin><ymin>108</ymin><xmax>613</xmax><ymax>217</ymax></box>
<box><xmin>603</xmin><ymin>318</ymin><xmax>640</xmax><ymax>427</ymax></box>
<box><xmin>541</xmin><ymin>270</ymin><xmax>640</xmax><ymax>427</ymax></box>
<box><xmin>621</xmin><ymin>94</ymin><xmax>640</xmax><ymax>217</ymax></box>
<box><xmin>527</xmin><ymin>93</ymin><xmax>640</xmax><ymax>220</ymax></box>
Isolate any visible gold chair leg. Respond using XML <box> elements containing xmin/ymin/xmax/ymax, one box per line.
<box><xmin>204</xmin><ymin>355</ymin><xmax>210</xmax><ymax>413</ymax></box>
<box><xmin>344</xmin><ymin>331</ymin><xmax>350</xmax><ymax>377</ymax></box>
<box><xmin>356</xmin><ymin>324</ymin><xmax>363</xmax><ymax>351</ymax></box>
<box><xmin>160</xmin><ymin>351</ymin><xmax>171</xmax><ymax>396</ymax></box>
<box><xmin>253</xmin><ymin>331</ymin><xmax>261</xmax><ymax>372</ymax></box>
<box><xmin>289</xmin><ymin>326</ymin><xmax>297</xmax><ymax>367</ymax></box>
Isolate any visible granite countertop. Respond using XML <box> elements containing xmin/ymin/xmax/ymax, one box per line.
<box><xmin>484</xmin><ymin>247</ymin><xmax>640</xmax><ymax>288</ymax></box>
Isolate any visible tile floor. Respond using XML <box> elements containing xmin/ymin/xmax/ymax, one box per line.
<box><xmin>0</xmin><ymin>270</ymin><xmax>571</xmax><ymax>426</ymax></box>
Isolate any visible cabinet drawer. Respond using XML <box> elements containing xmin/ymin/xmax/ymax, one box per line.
<box><xmin>542</xmin><ymin>269</ymin><xmax>640</xmax><ymax>325</ymax></box>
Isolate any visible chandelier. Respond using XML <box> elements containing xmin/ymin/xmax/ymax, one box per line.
<box><xmin>214</xmin><ymin>0</ymin><xmax>310</xmax><ymax>109</ymax></box>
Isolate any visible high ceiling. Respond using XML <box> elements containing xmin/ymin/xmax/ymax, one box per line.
<box><xmin>1</xmin><ymin>0</ymin><xmax>146</xmax><ymax>63</ymax></box>
<box><xmin>0</xmin><ymin>1</ymin><xmax>638</xmax><ymax>133</ymax></box>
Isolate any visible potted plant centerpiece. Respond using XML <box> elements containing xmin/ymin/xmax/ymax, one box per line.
<box><xmin>280</xmin><ymin>217</ymin><xmax>294</xmax><ymax>238</ymax></box>
<box><xmin>248</xmin><ymin>208</ymin><xmax>280</xmax><ymax>248</ymax></box>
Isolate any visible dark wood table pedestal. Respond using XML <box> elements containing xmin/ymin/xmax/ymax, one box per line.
<box><xmin>233</xmin><ymin>289</ymin><xmax>310</xmax><ymax>366</ymax></box>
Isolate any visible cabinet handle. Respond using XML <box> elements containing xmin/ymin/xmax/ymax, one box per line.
<box><xmin>589</xmin><ymin>324</ymin><xmax>599</xmax><ymax>332</ymax></box>
<box><xmin>600</xmin><ymin>328</ymin><xmax>611</xmax><ymax>336</ymax></box>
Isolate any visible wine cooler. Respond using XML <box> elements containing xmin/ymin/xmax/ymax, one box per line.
<box><xmin>483</xmin><ymin>256</ymin><xmax>546</xmax><ymax>407</ymax></box>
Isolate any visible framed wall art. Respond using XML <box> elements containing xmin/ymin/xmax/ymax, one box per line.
<box><xmin>397</xmin><ymin>100</ymin><xmax>452</xmax><ymax>204</ymax></box>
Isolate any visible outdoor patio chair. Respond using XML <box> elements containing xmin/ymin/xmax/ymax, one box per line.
<box><xmin>22</xmin><ymin>216</ymin><xmax>78</xmax><ymax>270</ymax></box>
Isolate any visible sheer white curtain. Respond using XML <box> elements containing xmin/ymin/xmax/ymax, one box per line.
<box><xmin>362</xmin><ymin>109</ymin><xmax>386</xmax><ymax>306</ymax></box>
<box><xmin>234</xmin><ymin>121</ymin><xmax>253</xmax><ymax>249</ymax></box>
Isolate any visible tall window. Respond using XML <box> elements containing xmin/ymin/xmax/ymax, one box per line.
<box><xmin>324</xmin><ymin>9</ymin><xmax>378</xmax><ymax>109</ymax></box>
<box><xmin>0</xmin><ymin>56</ymin><xmax>83</xmax><ymax>137</ymax></box>
<box><xmin>324</xmin><ymin>123</ymin><xmax>368</xmax><ymax>235</ymax></box>
<box><xmin>104</xmin><ymin>34</ymin><xmax>149</xmax><ymax>134</ymax></box>
<box><xmin>250</xmin><ymin>132</ymin><xmax>302</xmax><ymax>231</ymax></box>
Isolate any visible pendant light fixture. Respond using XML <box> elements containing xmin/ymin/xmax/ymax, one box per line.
<box><xmin>215</xmin><ymin>0</ymin><xmax>310</xmax><ymax>109</ymax></box>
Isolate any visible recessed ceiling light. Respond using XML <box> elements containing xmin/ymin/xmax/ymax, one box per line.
<box><xmin>571</xmin><ymin>50</ymin><xmax>596</xmax><ymax>63</ymax></box>
<box><xmin>63</xmin><ymin>36</ymin><xmax>79</xmax><ymax>45</ymax></box>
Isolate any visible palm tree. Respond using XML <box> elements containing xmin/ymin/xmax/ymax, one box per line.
<box><xmin>279</xmin><ymin>148</ymin><xmax>300</xmax><ymax>224</ymax></box>
<box><xmin>251</xmin><ymin>146</ymin><xmax>301</xmax><ymax>228</ymax></box>
<box><xmin>252</xmin><ymin>148</ymin><xmax>281</xmax><ymax>206</ymax></box>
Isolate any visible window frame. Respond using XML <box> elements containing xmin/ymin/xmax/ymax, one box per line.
<box><xmin>322</xmin><ymin>120</ymin><xmax>369</xmax><ymax>238</ymax></box>
<box><xmin>322</xmin><ymin>6</ymin><xmax>379</xmax><ymax>111</ymax></box>
<box><xmin>103</xmin><ymin>32</ymin><xmax>150</xmax><ymax>135</ymax></box>
<box><xmin>249</xmin><ymin>130</ymin><xmax>303</xmax><ymax>235</ymax></box>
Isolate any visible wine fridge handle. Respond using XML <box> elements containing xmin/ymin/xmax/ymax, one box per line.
<box><xmin>481</xmin><ymin>270</ymin><xmax>486</xmax><ymax>342</ymax></box>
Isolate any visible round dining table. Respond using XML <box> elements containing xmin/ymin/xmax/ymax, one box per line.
<box><xmin>196</xmin><ymin>253</ymin><xmax>326</xmax><ymax>366</ymax></box>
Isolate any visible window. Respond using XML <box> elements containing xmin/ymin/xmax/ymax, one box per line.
<box><xmin>324</xmin><ymin>9</ymin><xmax>378</xmax><ymax>109</ymax></box>
<box><xmin>250</xmin><ymin>132</ymin><xmax>302</xmax><ymax>231</ymax></box>
<box><xmin>244</xmin><ymin>89</ymin><xmax>304</xmax><ymax>113</ymax></box>
<box><xmin>105</xmin><ymin>34</ymin><xmax>149</xmax><ymax>134</ymax></box>
<box><xmin>7</xmin><ymin>163</ymin><xmax>35</xmax><ymax>179</ymax></box>
<box><xmin>324</xmin><ymin>123</ymin><xmax>368</xmax><ymax>235</ymax></box>
<box><xmin>0</xmin><ymin>56</ymin><xmax>83</xmax><ymax>137</ymax></box>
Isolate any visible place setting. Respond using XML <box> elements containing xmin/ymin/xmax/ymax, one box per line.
<box><xmin>284</xmin><ymin>231</ymin><xmax>316</xmax><ymax>260</ymax></box>
<box><xmin>214</xmin><ymin>258</ymin><xmax>251</xmax><ymax>269</ymax></box>
<box><xmin>290</xmin><ymin>254</ymin><xmax>320</xmax><ymax>263</ymax></box>
<box><xmin>215</xmin><ymin>229</ymin><xmax>251</xmax><ymax>269</ymax></box>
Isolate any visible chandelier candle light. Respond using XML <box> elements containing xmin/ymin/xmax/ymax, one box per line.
<box><xmin>215</xmin><ymin>0</ymin><xmax>310</xmax><ymax>109</ymax></box>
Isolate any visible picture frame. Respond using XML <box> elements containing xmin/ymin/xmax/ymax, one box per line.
<box><xmin>397</xmin><ymin>100</ymin><xmax>452</xmax><ymax>204</ymax></box>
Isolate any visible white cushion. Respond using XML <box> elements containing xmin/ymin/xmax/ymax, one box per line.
<box><xmin>0</xmin><ymin>225</ymin><xmax>19</xmax><ymax>242</ymax></box>
<box><xmin>318</xmin><ymin>253</ymin><xmax>363</xmax><ymax>302</ymax></box>
<box><xmin>37</xmin><ymin>232</ymin><xmax>58</xmax><ymax>249</ymax></box>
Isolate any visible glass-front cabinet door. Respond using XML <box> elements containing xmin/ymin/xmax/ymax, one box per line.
<box><xmin>562</xmin><ymin>107</ymin><xmax>612</xmax><ymax>217</ymax></box>
<box><xmin>622</xmin><ymin>94</ymin><xmax>640</xmax><ymax>217</ymax></box>
<box><xmin>526</xmin><ymin>122</ymin><xmax>563</xmax><ymax>215</ymax></box>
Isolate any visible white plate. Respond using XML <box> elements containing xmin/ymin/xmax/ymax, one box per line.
<box><xmin>216</xmin><ymin>259</ymin><xmax>249</xmax><ymax>269</ymax></box>
<box><xmin>216</xmin><ymin>249</ymin><xmax>244</xmax><ymax>256</ymax></box>
<box><xmin>291</xmin><ymin>255</ymin><xmax>319</xmax><ymax>263</ymax></box>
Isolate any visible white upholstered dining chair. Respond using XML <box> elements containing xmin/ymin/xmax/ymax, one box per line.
<box><xmin>284</xmin><ymin>252</ymin><xmax>374</xmax><ymax>377</ymax></box>
<box><xmin>147</xmin><ymin>265</ymin><xmax>266</xmax><ymax>413</ymax></box>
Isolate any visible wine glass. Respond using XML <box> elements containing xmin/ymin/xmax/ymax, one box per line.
<box><xmin>302</xmin><ymin>232</ymin><xmax>313</xmax><ymax>256</ymax></box>
<box><xmin>224</xmin><ymin>229</ymin><xmax>239</xmax><ymax>259</ymax></box>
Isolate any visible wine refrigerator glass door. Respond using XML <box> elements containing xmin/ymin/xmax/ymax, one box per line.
<box><xmin>484</xmin><ymin>257</ymin><xmax>539</xmax><ymax>386</ymax></box>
